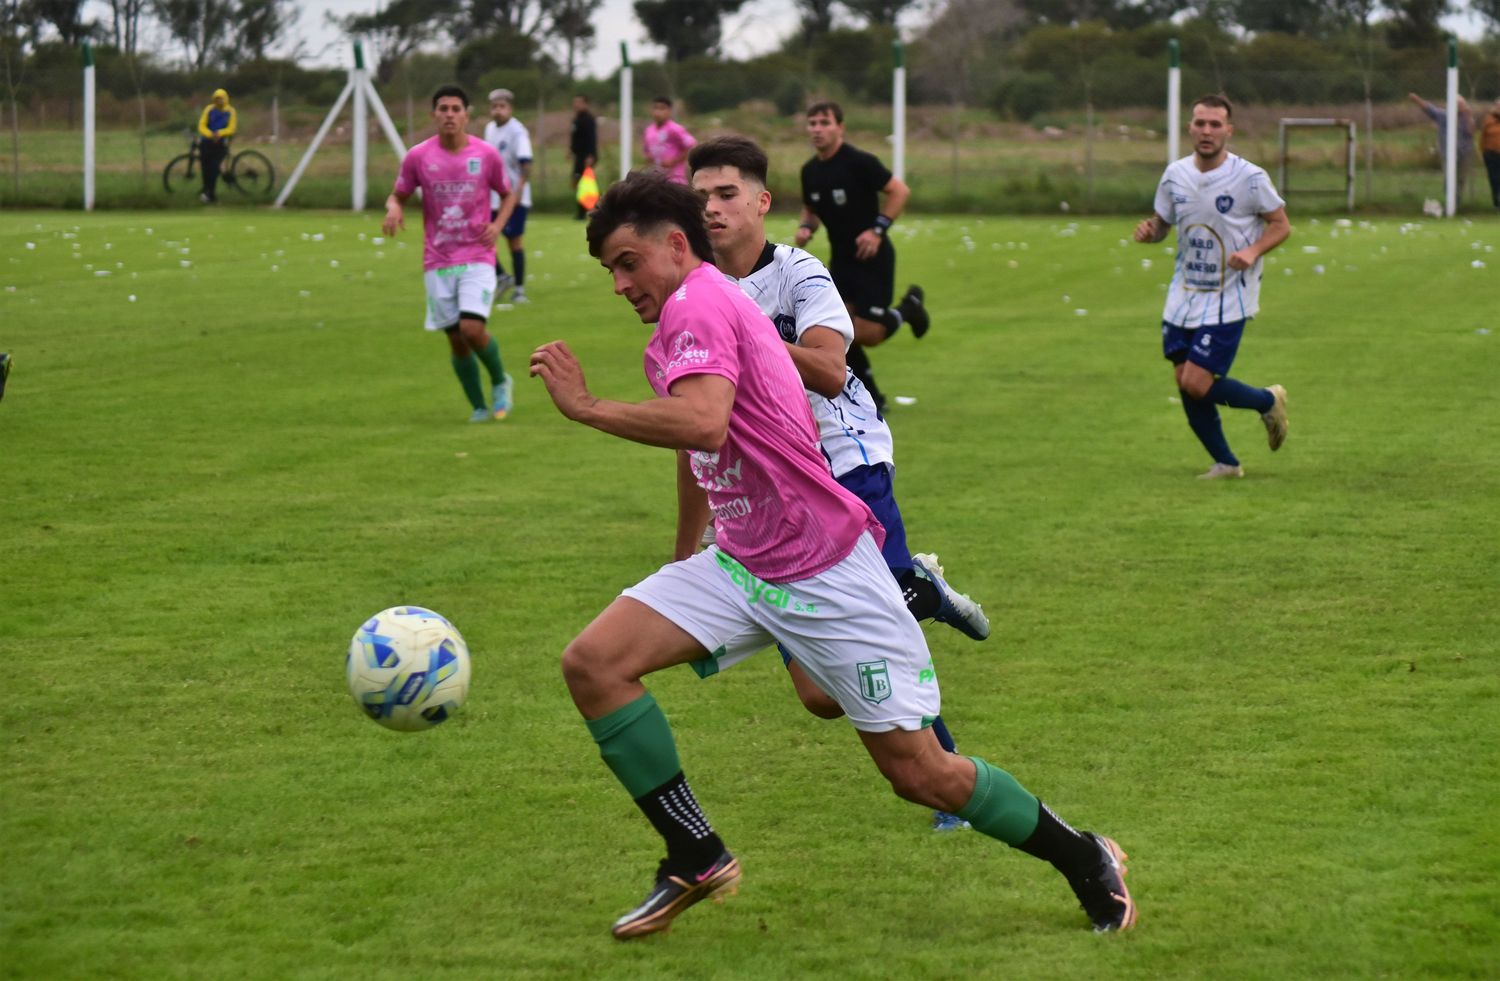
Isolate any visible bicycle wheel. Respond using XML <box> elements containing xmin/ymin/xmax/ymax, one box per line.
<box><xmin>162</xmin><ymin>153</ymin><xmax>197</xmax><ymax>194</ymax></box>
<box><xmin>227</xmin><ymin>150</ymin><xmax>276</xmax><ymax>198</ymax></box>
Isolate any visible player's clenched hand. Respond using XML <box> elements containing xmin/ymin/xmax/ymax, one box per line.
<box><xmin>1132</xmin><ymin>218</ymin><xmax>1159</xmax><ymax>243</ymax></box>
<box><xmin>1227</xmin><ymin>247</ymin><xmax>1256</xmax><ymax>271</ymax></box>
<box><xmin>479</xmin><ymin>221</ymin><xmax>502</xmax><ymax>248</ymax></box>
<box><xmin>854</xmin><ymin>228</ymin><xmax>882</xmax><ymax>260</ymax></box>
<box><xmin>529</xmin><ymin>340</ymin><xmax>596</xmax><ymax>420</ymax></box>
<box><xmin>382</xmin><ymin>208</ymin><xmax>404</xmax><ymax>237</ymax></box>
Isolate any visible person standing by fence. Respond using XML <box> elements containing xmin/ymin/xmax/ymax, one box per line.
<box><xmin>1479</xmin><ymin>97</ymin><xmax>1500</xmax><ymax>210</ymax></box>
<box><xmin>196</xmin><ymin>88</ymin><xmax>237</xmax><ymax>204</ymax></box>
<box><xmin>1408</xmin><ymin>92</ymin><xmax>1475</xmax><ymax>203</ymax></box>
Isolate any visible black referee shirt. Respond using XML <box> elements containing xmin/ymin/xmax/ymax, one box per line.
<box><xmin>800</xmin><ymin>142</ymin><xmax>894</xmax><ymax>262</ymax></box>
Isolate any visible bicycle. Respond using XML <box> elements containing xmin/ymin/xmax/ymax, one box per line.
<box><xmin>162</xmin><ymin>134</ymin><xmax>276</xmax><ymax>199</ymax></box>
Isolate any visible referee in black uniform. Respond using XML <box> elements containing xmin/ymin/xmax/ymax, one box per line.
<box><xmin>795</xmin><ymin>101</ymin><xmax>928</xmax><ymax>412</ymax></box>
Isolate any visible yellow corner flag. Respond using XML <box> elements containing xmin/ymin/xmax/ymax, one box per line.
<box><xmin>576</xmin><ymin>166</ymin><xmax>600</xmax><ymax>210</ymax></box>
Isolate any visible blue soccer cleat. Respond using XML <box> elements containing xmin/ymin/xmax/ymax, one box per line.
<box><xmin>932</xmin><ymin>810</ymin><xmax>971</xmax><ymax>832</ymax></box>
<box><xmin>468</xmin><ymin>406</ymin><xmax>490</xmax><ymax>423</ymax></box>
<box><xmin>911</xmin><ymin>552</ymin><xmax>990</xmax><ymax>641</ymax></box>
<box><xmin>492</xmin><ymin>373</ymin><xmax>514</xmax><ymax>420</ymax></box>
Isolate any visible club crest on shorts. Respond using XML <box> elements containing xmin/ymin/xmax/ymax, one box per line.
<box><xmin>1215</xmin><ymin>194</ymin><xmax>1234</xmax><ymax>213</ymax></box>
<box><xmin>857</xmin><ymin>659</ymin><xmax>891</xmax><ymax>704</ymax></box>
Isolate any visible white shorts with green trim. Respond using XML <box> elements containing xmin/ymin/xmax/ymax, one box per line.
<box><xmin>621</xmin><ymin>533</ymin><xmax>940</xmax><ymax>732</ymax></box>
<box><xmin>423</xmin><ymin>263</ymin><xmax>497</xmax><ymax>330</ymax></box>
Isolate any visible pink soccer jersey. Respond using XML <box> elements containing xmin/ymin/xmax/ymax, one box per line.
<box><xmin>644</xmin><ymin>264</ymin><xmax>881</xmax><ymax>582</ymax></box>
<box><xmin>644</xmin><ymin>119</ymin><xmax>696</xmax><ymax>184</ymax></box>
<box><xmin>393</xmin><ymin>135</ymin><xmax>511</xmax><ymax>271</ymax></box>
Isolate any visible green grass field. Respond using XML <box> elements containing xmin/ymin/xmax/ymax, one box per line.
<box><xmin>2</xmin><ymin>209</ymin><xmax>1498</xmax><ymax>979</ymax></box>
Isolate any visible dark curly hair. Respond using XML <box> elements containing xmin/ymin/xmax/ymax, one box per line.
<box><xmin>585</xmin><ymin>170</ymin><xmax>715</xmax><ymax>264</ymax></box>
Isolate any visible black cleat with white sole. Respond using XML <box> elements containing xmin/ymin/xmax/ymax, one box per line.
<box><xmin>611</xmin><ymin>851</ymin><xmax>741</xmax><ymax>940</ymax></box>
<box><xmin>1065</xmin><ymin>833</ymin><xmax>1137</xmax><ymax>933</ymax></box>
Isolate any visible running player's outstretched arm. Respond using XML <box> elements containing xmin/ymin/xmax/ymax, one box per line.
<box><xmin>1134</xmin><ymin>214</ymin><xmax>1169</xmax><ymax>243</ymax></box>
<box><xmin>674</xmin><ymin>451</ymin><xmax>711</xmax><ymax>561</ymax></box>
<box><xmin>382</xmin><ymin>190</ymin><xmax>410</xmax><ymax>236</ymax></box>
<box><xmin>784</xmin><ymin>326</ymin><xmax>847</xmax><ymax>399</ymax></box>
<box><xmin>530</xmin><ymin>340</ymin><xmax>734</xmax><ymax>451</ymax></box>
<box><xmin>1228</xmin><ymin>207</ymin><xmax>1290</xmax><ymax>270</ymax></box>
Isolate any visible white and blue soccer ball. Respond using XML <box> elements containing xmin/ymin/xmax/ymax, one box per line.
<box><xmin>346</xmin><ymin>606</ymin><xmax>472</xmax><ymax>731</ymax></box>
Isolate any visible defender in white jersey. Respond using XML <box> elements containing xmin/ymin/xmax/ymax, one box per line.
<box><xmin>1135</xmin><ymin>95</ymin><xmax>1291</xmax><ymax>479</ymax></box>
<box><xmin>689</xmin><ymin>135</ymin><xmax>990</xmax><ymax>832</ymax></box>
<box><xmin>484</xmin><ymin>89</ymin><xmax>534</xmax><ymax>303</ymax></box>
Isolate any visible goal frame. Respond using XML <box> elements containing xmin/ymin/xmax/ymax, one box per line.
<box><xmin>1278</xmin><ymin>118</ymin><xmax>1357</xmax><ymax>211</ymax></box>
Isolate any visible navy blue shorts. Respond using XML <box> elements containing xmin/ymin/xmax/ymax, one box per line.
<box><xmin>1162</xmin><ymin>319</ymin><xmax>1246</xmax><ymax>377</ymax></box>
<box><xmin>489</xmin><ymin>206</ymin><xmax>529</xmax><ymax>242</ymax></box>
<box><xmin>836</xmin><ymin>462</ymin><xmax>911</xmax><ymax>577</ymax></box>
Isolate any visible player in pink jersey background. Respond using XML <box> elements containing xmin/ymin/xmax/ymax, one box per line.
<box><xmin>643</xmin><ymin>96</ymin><xmax>696</xmax><ymax>185</ymax></box>
<box><xmin>528</xmin><ymin>172</ymin><xmax>1138</xmax><ymax>941</ymax></box>
<box><xmin>384</xmin><ymin>85</ymin><xmax>520</xmax><ymax>423</ymax></box>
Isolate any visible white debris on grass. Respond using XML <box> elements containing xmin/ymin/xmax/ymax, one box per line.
<box><xmin>1473</xmin><ymin>260</ymin><xmax>1487</xmax><ymax>269</ymax></box>
<box><xmin>25</xmin><ymin>242</ymin><xmax>35</xmax><ymax>249</ymax></box>
<box><xmin>128</xmin><ymin>295</ymin><xmax>136</xmax><ymax>302</ymax></box>
<box><xmin>1074</xmin><ymin>308</ymin><xmax>1089</xmax><ymax>316</ymax></box>
<box><xmin>893</xmin><ymin>396</ymin><xmax>917</xmax><ymax>406</ymax></box>
<box><xmin>1301</xmin><ymin>246</ymin><xmax>1320</xmax><ymax>254</ymax></box>
<box><xmin>299</xmin><ymin>290</ymin><xmax>311</xmax><ymax>298</ymax></box>
<box><xmin>1313</xmin><ymin>265</ymin><xmax>1325</xmax><ymax>275</ymax></box>
<box><xmin>330</xmin><ymin>260</ymin><xmax>340</xmax><ymax>268</ymax></box>
<box><xmin>1141</xmin><ymin>258</ymin><xmax>1152</xmax><ymax>269</ymax></box>
<box><xmin>180</xmin><ymin>260</ymin><xmax>192</xmax><ymax>268</ymax></box>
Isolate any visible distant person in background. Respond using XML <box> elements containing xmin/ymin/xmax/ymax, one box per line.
<box><xmin>1133</xmin><ymin>94</ymin><xmax>1290</xmax><ymax>480</ymax></box>
<box><xmin>484</xmin><ymin>88</ymin><xmax>534</xmax><ymax>304</ymax></box>
<box><xmin>1479</xmin><ymin>97</ymin><xmax>1500</xmax><ymax>209</ymax></box>
<box><xmin>197</xmin><ymin>88</ymin><xmax>236</xmax><ymax>204</ymax></box>
<box><xmin>383</xmin><ymin>86</ymin><xmax>519</xmax><ymax>423</ymax></box>
<box><xmin>1408</xmin><ymin>91</ymin><xmax>1475</xmax><ymax>202</ymax></box>
<box><xmin>570</xmin><ymin>94</ymin><xmax>597</xmax><ymax>220</ymax></box>
<box><xmin>796</xmin><ymin>101</ymin><xmax>928</xmax><ymax>414</ymax></box>
<box><xmin>643</xmin><ymin>96</ymin><xmax>696</xmax><ymax>184</ymax></box>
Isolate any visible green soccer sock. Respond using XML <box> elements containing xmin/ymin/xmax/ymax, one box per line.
<box><xmin>451</xmin><ymin>352</ymin><xmax>486</xmax><ymax>410</ymax></box>
<box><xmin>584</xmin><ymin>691</ymin><xmax>683</xmax><ymax>799</ymax></box>
<box><xmin>956</xmin><ymin>756</ymin><xmax>1041</xmax><ymax>845</ymax></box>
<box><xmin>476</xmin><ymin>337</ymin><xmax>506</xmax><ymax>385</ymax></box>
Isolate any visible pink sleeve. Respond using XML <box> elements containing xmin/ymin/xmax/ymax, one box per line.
<box><xmin>394</xmin><ymin>149</ymin><xmax>419</xmax><ymax>195</ymax></box>
<box><xmin>675</xmin><ymin>122</ymin><xmax>696</xmax><ymax>153</ymax></box>
<box><xmin>657</xmin><ymin>292</ymin><xmax>739</xmax><ymax>391</ymax></box>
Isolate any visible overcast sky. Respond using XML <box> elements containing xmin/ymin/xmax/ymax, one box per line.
<box><xmin>87</xmin><ymin>0</ymin><xmax>1487</xmax><ymax>80</ymax></box>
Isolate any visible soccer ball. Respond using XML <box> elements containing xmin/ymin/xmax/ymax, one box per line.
<box><xmin>346</xmin><ymin>606</ymin><xmax>472</xmax><ymax>731</ymax></box>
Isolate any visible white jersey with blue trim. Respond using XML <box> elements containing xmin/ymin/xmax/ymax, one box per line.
<box><xmin>483</xmin><ymin>117</ymin><xmax>533</xmax><ymax>210</ymax></box>
<box><xmin>1153</xmin><ymin>152</ymin><xmax>1285</xmax><ymax>328</ymax></box>
<box><xmin>726</xmin><ymin>242</ymin><xmax>895</xmax><ymax>478</ymax></box>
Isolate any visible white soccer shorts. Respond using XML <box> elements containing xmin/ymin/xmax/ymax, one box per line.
<box><xmin>422</xmin><ymin>263</ymin><xmax>497</xmax><ymax>331</ymax></box>
<box><xmin>622</xmin><ymin>533</ymin><xmax>941</xmax><ymax>732</ymax></box>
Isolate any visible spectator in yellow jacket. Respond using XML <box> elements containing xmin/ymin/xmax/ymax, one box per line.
<box><xmin>197</xmin><ymin>88</ymin><xmax>237</xmax><ymax>203</ymax></box>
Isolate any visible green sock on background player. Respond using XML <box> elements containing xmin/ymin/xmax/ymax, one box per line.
<box><xmin>477</xmin><ymin>337</ymin><xmax>506</xmax><ymax>385</ymax></box>
<box><xmin>451</xmin><ymin>352</ymin><xmax>486</xmax><ymax>410</ymax></box>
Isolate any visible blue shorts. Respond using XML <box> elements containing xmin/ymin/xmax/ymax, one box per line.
<box><xmin>836</xmin><ymin>463</ymin><xmax>911</xmax><ymax>578</ymax></box>
<box><xmin>489</xmin><ymin>206</ymin><xmax>529</xmax><ymax>241</ymax></box>
<box><xmin>1162</xmin><ymin>319</ymin><xmax>1246</xmax><ymax>377</ymax></box>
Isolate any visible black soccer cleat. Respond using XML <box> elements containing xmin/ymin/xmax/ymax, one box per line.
<box><xmin>1065</xmin><ymin>833</ymin><xmax>1137</xmax><ymax>933</ymax></box>
<box><xmin>898</xmin><ymin>285</ymin><xmax>930</xmax><ymax>339</ymax></box>
<box><xmin>611</xmin><ymin>850</ymin><xmax>741</xmax><ymax>940</ymax></box>
<box><xmin>0</xmin><ymin>352</ymin><xmax>10</xmax><ymax>403</ymax></box>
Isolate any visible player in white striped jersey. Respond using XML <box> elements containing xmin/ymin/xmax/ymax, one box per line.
<box><xmin>484</xmin><ymin>89</ymin><xmax>534</xmax><ymax>303</ymax></box>
<box><xmin>689</xmin><ymin>135</ymin><xmax>988</xmax><ymax>832</ymax></box>
<box><xmin>1135</xmin><ymin>94</ymin><xmax>1291</xmax><ymax>479</ymax></box>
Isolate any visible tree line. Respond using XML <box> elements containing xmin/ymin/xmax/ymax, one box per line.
<box><xmin>2</xmin><ymin>0</ymin><xmax>1498</xmax><ymax>124</ymax></box>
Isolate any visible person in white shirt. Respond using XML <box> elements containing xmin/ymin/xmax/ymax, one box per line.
<box><xmin>1134</xmin><ymin>94</ymin><xmax>1291</xmax><ymax>480</ymax></box>
<box><xmin>689</xmin><ymin>134</ymin><xmax>992</xmax><ymax>833</ymax></box>
<box><xmin>483</xmin><ymin>88</ymin><xmax>534</xmax><ymax>303</ymax></box>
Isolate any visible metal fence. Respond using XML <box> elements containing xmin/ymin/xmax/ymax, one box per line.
<box><xmin>3</xmin><ymin>44</ymin><xmax>1495</xmax><ymax>215</ymax></box>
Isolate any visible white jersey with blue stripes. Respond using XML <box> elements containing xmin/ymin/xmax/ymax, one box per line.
<box><xmin>726</xmin><ymin>242</ymin><xmax>895</xmax><ymax>478</ymax></box>
<box><xmin>1153</xmin><ymin>152</ymin><xmax>1285</xmax><ymax>327</ymax></box>
<box><xmin>483</xmin><ymin>117</ymin><xmax>533</xmax><ymax>210</ymax></box>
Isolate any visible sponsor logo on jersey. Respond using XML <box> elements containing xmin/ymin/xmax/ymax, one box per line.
<box><xmin>665</xmin><ymin>329</ymin><xmax>709</xmax><ymax>370</ymax></box>
<box><xmin>433</xmin><ymin>179</ymin><xmax>478</xmax><ymax>194</ymax></box>
<box><xmin>1216</xmin><ymin>194</ymin><xmax>1234</xmax><ymax>213</ymax></box>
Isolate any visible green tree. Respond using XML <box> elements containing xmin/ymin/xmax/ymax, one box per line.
<box><xmin>30</xmin><ymin>0</ymin><xmax>93</xmax><ymax>44</ymax></box>
<box><xmin>633</xmin><ymin>0</ymin><xmax>747</xmax><ymax>62</ymax></box>
<box><xmin>152</xmin><ymin>0</ymin><xmax>231</xmax><ymax>71</ymax></box>
<box><xmin>839</xmin><ymin>0</ymin><xmax>921</xmax><ymax>26</ymax></box>
<box><xmin>1383</xmin><ymin>0</ymin><xmax>1451</xmax><ymax>49</ymax></box>
<box><xmin>333</xmin><ymin>0</ymin><xmax>458</xmax><ymax>84</ymax></box>
<box><xmin>235</xmin><ymin>0</ymin><xmax>296</xmax><ymax>63</ymax></box>
<box><xmin>545</xmin><ymin>0</ymin><xmax>604</xmax><ymax>84</ymax></box>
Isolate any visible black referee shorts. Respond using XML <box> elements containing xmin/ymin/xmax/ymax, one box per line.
<box><xmin>830</xmin><ymin>246</ymin><xmax>895</xmax><ymax>313</ymax></box>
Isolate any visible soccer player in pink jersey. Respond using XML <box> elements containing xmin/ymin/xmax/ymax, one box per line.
<box><xmin>643</xmin><ymin>96</ymin><xmax>696</xmax><ymax>185</ymax></box>
<box><xmin>383</xmin><ymin>86</ymin><xmax>520</xmax><ymax>422</ymax></box>
<box><xmin>528</xmin><ymin>172</ymin><xmax>1138</xmax><ymax>940</ymax></box>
